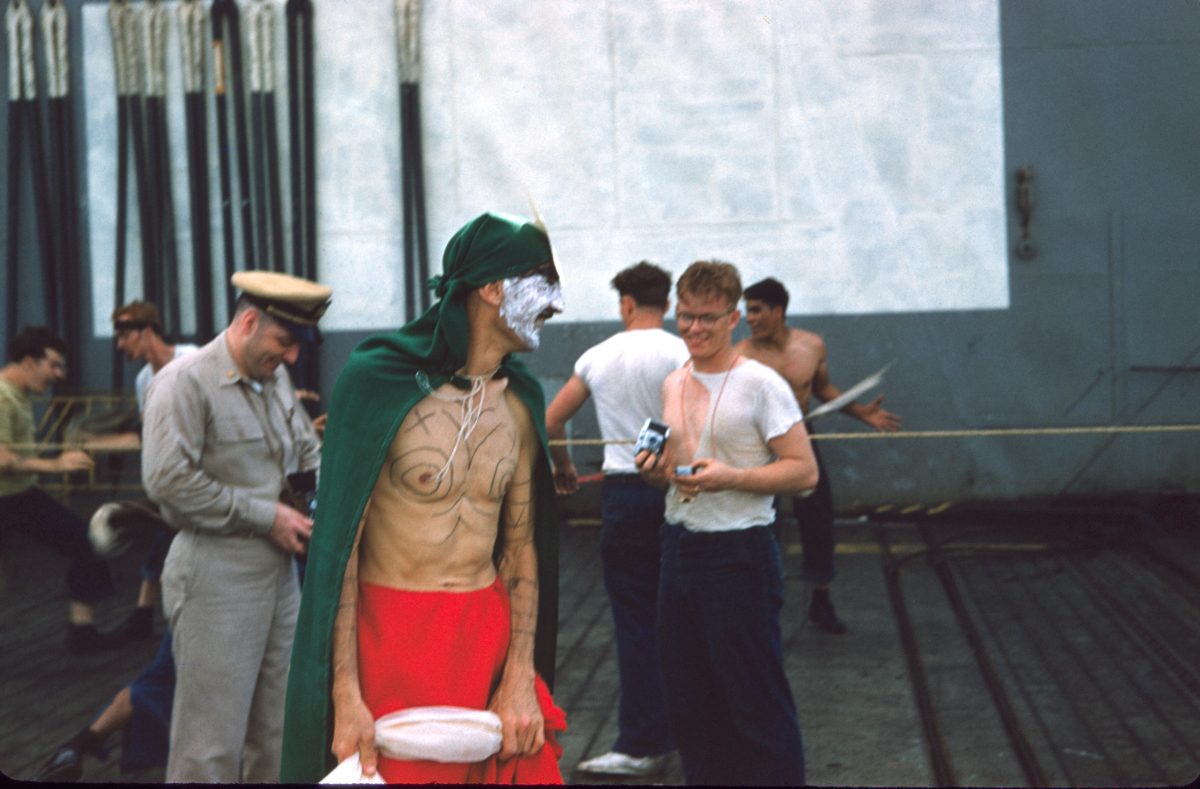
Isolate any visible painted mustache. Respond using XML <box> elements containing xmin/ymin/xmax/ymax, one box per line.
<box><xmin>500</xmin><ymin>275</ymin><xmax>565</xmax><ymax>349</ymax></box>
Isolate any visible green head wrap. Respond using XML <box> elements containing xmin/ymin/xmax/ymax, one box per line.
<box><xmin>430</xmin><ymin>211</ymin><xmax>553</xmax><ymax>298</ymax></box>
<box><xmin>281</xmin><ymin>212</ymin><xmax>561</xmax><ymax>783</ymax></box>
<box><xmin>401</xmin><ymin>212</ymin><xmax>555</xmax><ymax>374</ymax></box>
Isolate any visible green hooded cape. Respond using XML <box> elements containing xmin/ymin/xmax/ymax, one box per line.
<box><xmin>280</xmin><ymin>213</ymin><xmax>560</xmax><ymax>783</ymax></box>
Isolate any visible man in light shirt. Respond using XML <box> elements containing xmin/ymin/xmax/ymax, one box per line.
<box><xmin>0</xmin><ymin>327</ymin><xmax>119</xmax><ymax>654</ymax></box>
<box><xmin>91</xmin><ymin>301</ymin><xmax>200</xmax><ymax>642</ymax></box>
<box><xmin>636</xmin><ymin>260</ymin><xmax>818</xmax><ymax>785</ymax></box>
<box><xmin>546</xmin><ymin>261</ymin><xmax>688</xmax><ymax>777</ymax></box>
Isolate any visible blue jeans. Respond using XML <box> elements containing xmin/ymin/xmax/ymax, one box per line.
<box><xmin>123</xmin><ymin>628</ymin><xmax>175</xmax><ymax>771</ymax></box>
<box><xmin>600</xmin><ymin>475</ymin><xmax>672</xmax><ymax>757</ymax></box>
<box><xmin>0</xmin><ymin>487</ymin><xmax>116</xmax><ymax>604</ymax></box>
<box><xmin>658</xmin><ymin>522</ymin><xmax>805</xmax><ymax>785</ymax></box>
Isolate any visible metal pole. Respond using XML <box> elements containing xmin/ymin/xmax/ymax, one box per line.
<box><xmin>112</xmin><ymin>0</ymin><xmax>157</xmax><ymax>305</ymax></box>
<box><xmin>5</xmin><ymin>1</ymin><xmax>27</xmax><ymax>343</ymax></box>
<box><xmin>286</xmin><ymin>0</ymin><xmax>317</xmax><ymax>391</ymax></box>
<box><xmin>248</xmin><ymin>0</ymin><xmax>284</xmax><ymax>273</ymax></box>
<box><xmin>144</xmin><ymin>0</ymin><xmax>179</xmax><ymax>333</ymax></box>
<box><xmin>44</xmin><ymin>0</ymin><xmax>81</xmax><ymax>387</ymax></box>
<box><xmin>108</xmin><ymin>0</ymin><xmax>132</xmax><ymax>387</ymax></box>
<box><xmin>396</xmin><ymin>0</ymin><xmax>430</xmax><ymax>316</ymax></box>
<box><xmin>211</xmin><ymin>0</ymin><xmax>254</xmax><ymax>309</ymax></box>
<box><xmin>409</xmin><ymin>86</ymin><xmax>430</xmax><ymax>313</ymax></box>
<box><xmin>6</xmin><ymin>0</ymin><xmax>60</xmax><ymax>337</ymax></box>
<box><xmin>180</xmin><ymin>0</ymin><xmax>213</xmax><ymax>340</ymax></box>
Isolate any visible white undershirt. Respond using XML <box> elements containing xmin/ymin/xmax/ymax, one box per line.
<box><xmin>664</xmin><ymin>359</ymin><xmax>802</xmax><ymax>532</ymax></box>
<box><xmin>135</xmin><ymin>344</ymin><xmax>199</xmax><ymax>413</ymax></box>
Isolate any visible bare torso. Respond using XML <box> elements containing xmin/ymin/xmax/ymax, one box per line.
<box><xmin>357</xmin><ymin>377</ymin><xmax>533</xmax><ymax>592</ymax></box>
<box><xmin>736</xmin><ymin>328</ymin><xmax>824</xmax><ymax>412</ymax></box>
<box><xmin>660</xmin><ymin>361</ymin><xmax>747</xmax><ymax>466</ymax></box>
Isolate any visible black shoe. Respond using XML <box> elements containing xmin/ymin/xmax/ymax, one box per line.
<box><xmin>35</xmin><ymin>727</ymin><xmax>107</xmax><ymax>782</ymax></box>
<box><xmin>67</xmin><ymin>623</ymin><xmax>124</xmax><ymax>655</ymax></box>
<box><xmin>808</xmin><ymin>598</ymin><xmax>848</xmax><ymax>634</ymax></box>
<box><xmin>33</xmin><ymin>746</ymin><xmax>83</xmax><ymax>782</ymax></box>
<box><xmin>110</xmin><ymin>606</ymin><xmax>154</xmax><ymax>643</ymax></box>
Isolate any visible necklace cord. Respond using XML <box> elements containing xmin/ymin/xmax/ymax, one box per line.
<box><xmin>415</xmin><ymin>367</ymin><xmax>498</xmax><ymax>484</ymax></box>
<box><xmin>680</xmin><ymin>353</ymin><xmax>740</xmax><ymax>466</ymax></box>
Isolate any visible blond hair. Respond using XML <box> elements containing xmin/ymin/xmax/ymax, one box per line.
<box><xmin>676</xmin><ymin>260</ymin><xmax>742</xmax><ymax>307</ymax></box>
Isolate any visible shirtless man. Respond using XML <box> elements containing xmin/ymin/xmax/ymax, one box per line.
<box><xmin>282</xmin><ymin>212</ymin><xmax>567</xmax><ymax>784</ymax></box>
<box><xmin>736</xmin><ymin>277</ymin><xmax>901</xmax><ymax>632</ymax></box>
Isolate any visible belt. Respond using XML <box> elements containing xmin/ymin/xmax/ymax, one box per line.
<box><xmin>603</xmin><ymin>473</ymin><xmax>644</xmax><ymax>484</ymax></box>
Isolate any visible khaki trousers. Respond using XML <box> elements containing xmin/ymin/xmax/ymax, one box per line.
<box><xmin>161</xmin><ymin>530</ymin><xmax>299</xmax><ymax>782</ymax></box>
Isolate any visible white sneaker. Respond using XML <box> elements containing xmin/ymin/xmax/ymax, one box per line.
<box><xmin>576</xmin><ymin>751</ymin><xmax>667</xmax><ymax>776</ymax></box>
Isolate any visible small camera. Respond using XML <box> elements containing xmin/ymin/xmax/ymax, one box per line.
<box><xmin>633</xmin><ymin>418</ymin><xmax>670</xmax><ymax>456</ymax></box>
<box><xmin>284</xmin><ymin>470</ymin><xmax>318</xmax><ymax>517</ymax></box>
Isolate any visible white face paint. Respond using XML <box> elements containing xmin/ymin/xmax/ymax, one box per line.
<box><xmin>499</xmin><ymin>274</ymin><xmax>565</xmax><ymax>350</ymax></box>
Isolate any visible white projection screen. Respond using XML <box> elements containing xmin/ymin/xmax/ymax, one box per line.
<box><xmin>84</xmin><ymin>0</ymin><xmax>1007</xmax><ymax>335</ymax></box>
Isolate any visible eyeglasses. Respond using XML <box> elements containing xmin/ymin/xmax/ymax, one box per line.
<box><xmin>676</xmin><ymin>309</ymin><xmax>733</xmax><ymax>328</ymax></box>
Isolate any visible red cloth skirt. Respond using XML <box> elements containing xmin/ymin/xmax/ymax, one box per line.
<box><xmin>357</xmin><ymin>577</ymin><xmax>565</xmax><ymax>784</ymax></box>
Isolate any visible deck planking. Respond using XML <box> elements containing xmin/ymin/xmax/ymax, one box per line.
<box><xmin>3</xmin><ymin>493</ymin><xmax>1200</xmax><ymax>786</ymax></box>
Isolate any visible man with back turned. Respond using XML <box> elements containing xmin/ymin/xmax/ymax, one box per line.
<box><xmin>546</xmin><ymin>261</ymin><xmax>687</xmax><ymax>777</ymax></box>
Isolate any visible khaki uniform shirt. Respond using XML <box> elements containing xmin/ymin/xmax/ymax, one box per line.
<box><xmin>141</xmin><ymin>331</ymin><xmax>321</xmax><ymax>537</ymax></box>
<box><xmin>0</xmin><ymin>378</ymin><xmax>37</xmax><ymax>497</ymax></box>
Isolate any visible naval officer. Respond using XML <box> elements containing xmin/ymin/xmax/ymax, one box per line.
<box><xmin>141</xmin><ymin>271</ymin><xmax>328</xmax><ymax>782</ymax></box>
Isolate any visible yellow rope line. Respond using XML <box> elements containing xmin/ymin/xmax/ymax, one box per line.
<box><xmin>5</xmin><ymin>442</ymin><xmax>142</xmax><ymax>452</ymax></box>
<box><xmin>8</xmin><ymin>423</ymin><xmax>1198</xmax><ymax>452</ymax></box>
<box><xmin>549</xmin><ymin>423</ymin><xmax>1200</xmax><ymax>447</ymax></box>
<box><xmin>811</xmin><ymin>423</ymin><xmax>1200</xmax><ymax>440</ymax></box>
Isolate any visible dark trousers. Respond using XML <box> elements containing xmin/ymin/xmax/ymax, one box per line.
<box><xmin>142</xmin><ymin>531</ymin><xmax>173</xmax><ymax>582</ymax></box>
<box><xmin>600</xmin><ymin>475</ymin><xmax>673</xmax><ymax>757</ymax></box>
<box><xmin>778</xmin><ymin>431</ymin><xmax>836</xmax><ymax>585</ymax></box>
<box><xmin>0</xmin><ymin>487</ymin><xmax>116</xmax><ymax>604</ymax></box>
<box><xmin>658</xmin><ymin>522</ymin><xmax>805</xmax><ymax>785</ymax></box>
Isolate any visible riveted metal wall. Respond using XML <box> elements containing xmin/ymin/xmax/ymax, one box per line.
<box><xmin>526</xmin><ymin>0</ymin><xmax>1200</xmax><ymax>509</ymax></box>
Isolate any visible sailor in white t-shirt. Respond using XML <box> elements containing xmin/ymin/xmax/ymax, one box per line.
<box><xmin>110</xmin><ymin>301</ymin><xmax>200</xmax><ymax>415</ymax></box>
<box><xmin>635</xmin><ymin>260</ymin><xmax>817</xmax><ymax>786</ymax></box>
<box><xmin>97</xmin><ymin>302</ymin><xmax>199</xmax><ymax>642</ymax></box>
<box><xmin>546</xmin><ymin>262</ymin><xmax>688</xmax><ymax>777</ymax></box>
<box><xmin>133</xmin><ymin>343</ymin><xmax>199</xmax><ymax>413</ymax></box>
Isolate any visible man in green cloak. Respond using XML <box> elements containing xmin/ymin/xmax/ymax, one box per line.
<box><xmin>281</xmin><ymin>212</ymin><xmax>566</xmax><ymax>783</ymax></box>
